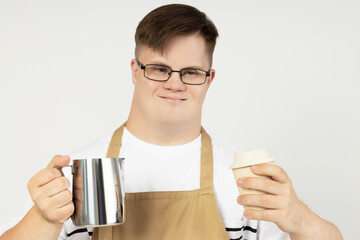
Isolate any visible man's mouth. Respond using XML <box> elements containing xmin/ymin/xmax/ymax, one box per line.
<box><xmin>159</xmin><ymin>95</ymin><xmax>187</xmax><ymax>103</ymax></box>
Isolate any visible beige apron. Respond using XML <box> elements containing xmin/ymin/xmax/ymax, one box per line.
<box><xmin>92</xmin><ymin>124</ymin><xmax>229</xmax><ymax>240</ymax></box>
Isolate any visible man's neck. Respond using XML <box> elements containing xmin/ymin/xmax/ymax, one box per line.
<box><xmin>125</xmin><ymin>116</ymin><xmax>202</xmax><ymax>146</ymax></box>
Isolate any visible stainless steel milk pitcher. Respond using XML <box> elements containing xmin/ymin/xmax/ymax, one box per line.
<box><xmin>68</xmin><ymin>158</ymin><xmax>126</xmax><ymax>227</ymax></box>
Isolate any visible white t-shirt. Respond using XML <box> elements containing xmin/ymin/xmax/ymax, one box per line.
<box><xmin>0</xmin><ymin>128</ymin><xmax>290</xmax><ymax>240</ymax></box>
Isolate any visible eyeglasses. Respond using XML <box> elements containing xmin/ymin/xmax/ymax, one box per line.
<box><xmin>136</xmin><ymin>60</ymin><xmax>210</xmax><ymax>85</ymax></box>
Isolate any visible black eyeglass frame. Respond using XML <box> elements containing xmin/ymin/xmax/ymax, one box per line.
<box><xmin>136</xmin><ymin>59</ymin><xmax>211</xmax><ymax>85</ymax></box>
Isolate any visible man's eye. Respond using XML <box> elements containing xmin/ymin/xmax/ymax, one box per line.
<box><xmin>151</xmin><ymin>67</ymin><xmax>168</xmax><ymax>73</ymax></box>
<box><xmin>183</xmin><ymin>69</ymin><xmax>200</xmax><ymax>75</ymax></box>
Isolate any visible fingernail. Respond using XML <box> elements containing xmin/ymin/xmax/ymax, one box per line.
<box><xmin>237</xmin><ymin>196</ymin><xmax>242</xmax><ymax>204</ymax></box>
<box><xmin>237</xmin><ymin>178</ymin><xmax>244</xmax><ymax>186</ymax></box>
<box><xmin>251</xmin><ymin>165</ymin><xmax>258</xmax><ymax>171</ymax></box>
<box><xmin>244</xmin><ymin>210</ymin><xmax>248</xmax><ymax>217</ymax></box>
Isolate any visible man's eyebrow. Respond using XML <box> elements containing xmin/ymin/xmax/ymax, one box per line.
<box><xmin>147</xmin><ymin>61</ymin><xmax>208</xmax><ymax>70</ymax></box>
<box><xmin>147</xmin><ymin>60</ymin><xmax>170</xmax><ymax>66</ymax></box>
<box><xmin>182</xmin><ymin>64</ymin><xmax>208</xmax><ymax>70</ymax></box>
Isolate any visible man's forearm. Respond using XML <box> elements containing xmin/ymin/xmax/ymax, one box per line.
<box><xmin>290</xmin><ymin>206</ymin><xmax>343</xmax><ymax>240</ymax></box>
<box><xmin>0</xmin><ymin>206</ymin><xmax>63</xmax><ymax>240</ymax></box>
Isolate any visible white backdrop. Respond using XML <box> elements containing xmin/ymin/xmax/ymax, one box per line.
<box><xmin>1</xmin><ymin>0</ymin><xmax>359</xmax><ymax>239</ymax></box>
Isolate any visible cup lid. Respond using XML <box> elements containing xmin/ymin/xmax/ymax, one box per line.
<box><xmin>229</xmin><ymin>149</ymin><xmax>276</xmax><ymax>169</ymax></box>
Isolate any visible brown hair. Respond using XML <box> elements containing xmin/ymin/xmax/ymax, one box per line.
<box><xmin>135</xmin><ymin>4</ymin><xmax>219</xmax><ymax>65</ymax></box>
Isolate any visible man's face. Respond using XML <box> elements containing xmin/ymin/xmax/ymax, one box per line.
<box><xmin>130</xmin><ymin>34</ymin><xmax>215</xmax><ymax>126</ymax></box>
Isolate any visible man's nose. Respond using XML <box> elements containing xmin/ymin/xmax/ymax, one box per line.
<box><xmin>163</xmin><ymin>71</ymin><xmax>186</xmax><ymax>91</ymax></box>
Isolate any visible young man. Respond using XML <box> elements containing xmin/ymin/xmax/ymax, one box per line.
<box><xmin>0</xmin><ymin>4</ymin><xmax>342</xmax><ymax>240</ymax></box>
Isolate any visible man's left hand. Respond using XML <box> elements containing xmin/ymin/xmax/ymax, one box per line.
<box><xmin>236</xmin><ymin>163</ymin><xmax>308</xmax><ymax>235</ymax></box>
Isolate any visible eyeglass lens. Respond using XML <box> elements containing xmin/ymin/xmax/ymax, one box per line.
<box><xmin>145</xmin><ymin>65</ymin><xmax>207</xmax><ymax>85</ymax></box>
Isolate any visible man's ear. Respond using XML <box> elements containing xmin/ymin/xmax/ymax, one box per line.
<box><xmin>130</xmin><ymin>59</ymin><xmax>138</xmax><ymax>85</ymax></box>
<box><xmin>206</xmin><ymin>69</ymin><xmax>215</xmax><ymax>89</ymax></box>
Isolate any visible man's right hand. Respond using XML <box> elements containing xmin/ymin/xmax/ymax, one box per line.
<box><xmin>0</xmin><ymin>155</ymin><xmax>75</xmax><ymax>240</ymax></box>
<box><xmin>27</xmin><ymin>155</ymin><xmax>74</xmax><ymax>224</ymax></box>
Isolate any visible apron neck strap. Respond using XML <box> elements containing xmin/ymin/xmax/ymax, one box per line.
<box><xmin>106</xmin><ymin>123</ymin><xmax>214</xmax><ymax>192</ymax></box>
<box><xmin>199</xmin><ymin>127</ymin><xmax>213</xmax><ymax>193</ymax></box>
<box><xmin>106</xmin><ymin>123</ymin><xmax>125</xmax><ymax>158</ymax></box>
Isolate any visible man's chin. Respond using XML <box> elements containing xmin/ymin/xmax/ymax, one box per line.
<box><xmin>155</xmin><ymin>114</ymin><xmax>187</xmax><ymax>127</ymax></box>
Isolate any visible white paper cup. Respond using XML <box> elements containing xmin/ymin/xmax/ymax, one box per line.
<box><xmin>230</xmin><ymin>149</ymin><xmax>276</xmax><ymax>210</ymax></box>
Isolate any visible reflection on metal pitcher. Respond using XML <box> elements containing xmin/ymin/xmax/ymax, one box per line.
<box><xmin>71</xmin><ymin>158</ymin><xmax>125</xmax><ymax>227</ymax></box>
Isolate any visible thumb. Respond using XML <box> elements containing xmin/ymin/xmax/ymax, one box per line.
<box><xmin>47</xmin><ymin>155</ymin><xmax>71</xmax><ymax>169</ymax></box>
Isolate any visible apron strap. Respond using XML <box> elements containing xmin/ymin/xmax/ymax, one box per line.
<box><xmin>106</xmin><ymin>123</ymin><xmax>214</xmax><ymax>192</ymax></box>
<box><xmin>106</xmin><ymin>123</ymin><xmax>125</xmax><ymax>158</ymax></box>
<box><xmin>199</xmin><ymin>127</ymin><xmax>214</xmax><ymax>194</ymax></box>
